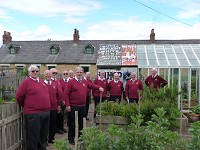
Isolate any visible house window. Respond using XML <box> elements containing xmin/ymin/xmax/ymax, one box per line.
<box><xmin>51</xmin><ymin>48</ymin><xmax>57</xmax><ymax>55</ymax></box>
<box><xmin>16</xmin><ymin>66</ymin><xmax>24</xmax><ymax>74</ymax></box>
<box><xmin>1</xmin><ymin>66</ymin><xmax>9</xmax><ymax>75</ymax></box>
<box><xmin>48</xmin><ymin>66</ymin><xmax>55</xmax><ymax>70</ymax></box>
<box><xmin>82</xmin><ymin>66</ymin><xmax>89</xmax><ymax>73</ymax></box>
<box><xmin>10</xmin><ymin>47</ymin><xmax>16</xmax><ymax>54</ymax></box>
<box><xmin>84</xmin><ymin>44</ymin><xmax>94</xmax><ymax>54</ymax></box>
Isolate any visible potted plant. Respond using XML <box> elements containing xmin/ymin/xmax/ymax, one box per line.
<box><xmin>189</xmin><ymin>105</ymin><xmax>200</xmax><ymax>122</ymax></box>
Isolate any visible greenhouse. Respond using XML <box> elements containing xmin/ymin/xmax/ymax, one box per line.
<box><xmin>137</xmin><ymin>44</ymin><xmax>200</xmax><ymax>109</ymax></box>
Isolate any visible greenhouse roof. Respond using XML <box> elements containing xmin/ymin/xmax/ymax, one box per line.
<box><xmin>137</xmin><ymin>44</ymin><xmax>200</xmax><ymax>68</ymax></box>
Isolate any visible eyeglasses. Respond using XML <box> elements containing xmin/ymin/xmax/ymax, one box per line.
<box><xmin>52</xmin><ymin>72</ymin><xmax>58</xmax><ymax>74</ymax></box>
<box><xmin>63</xmin><ymin>73</ymin><xmax>68</xmax><ymax>75</ymax></box>
<box><xmin>31</xmin><ymin>70</ymin><xmax>39</xmax><ymax>73</ymax></box>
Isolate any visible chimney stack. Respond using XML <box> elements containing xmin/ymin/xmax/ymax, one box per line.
<box><xmin>150</xmin><ymin>29</ymin><xmax>155</xmax><ymax>43</ymax></box>
<box><xmin>3</xmin><ymin>31</ymin><xmax>12</xmax><ymax>44</ymax></box>
<box><xmin>73</xmin><ymin>28</ymin><xmax>79</xmax><ymax>44</ymax></box>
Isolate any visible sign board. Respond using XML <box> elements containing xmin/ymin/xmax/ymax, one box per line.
<box><xmin>97</xmin><ymin>44</ymin><xmax>138</xmax><ymax>66</ymax></box>
<box><xmin>122</xmin><ymin>45</ymin><xmax>137</xmax><ymax>66</ymax></box>
<box><xmin>97</xmin><ymin>44</ymin><xmax>122</xmax><ymax>66</ymax></box>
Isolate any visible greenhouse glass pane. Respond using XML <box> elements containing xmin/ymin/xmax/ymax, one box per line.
<box><xmin>157</xmin><ymin>53</ymin><xmax>165</xmax><ymax>59</ymax></box>
<box><xmin>176</xmin><ymin>53</ymin><xmax>186</xmax><ymax>59</ymax></box>
<box><xmin>189</xmin><ymin>59</ymin><xmax>199</xmax><ymax>66</ymax></box>
<box><xmin>186</xmin><ymin>54</ymin><xmax>196</xmax><ymax>59</ymax></box>
<box><xmin>148</xmin><ymin>59</ymin><xmax>157</xmax><ymax>66</ymax></box>
<box><xmin>168</xmin><ymin>60</ymin><xmax>179</xmax><ymax>66</ymax></box>
<box><xmin>179</xmin><ymin>59</ymin><xmax>189</xmax><ymax>66</ymax></box>
<box><xmin>147</xmin><ymin>53</ymin><xmax>156</xmax><ymax>59</ymax></box>
<box><xmin>166</xmin><ymin>53</ymin><xmax>176</xmax><ymax>59</ymax></box>
<box><xmin>158</xmin><ymin>60</ymin><xmax>168</xmax><ymax>66</ymax></box>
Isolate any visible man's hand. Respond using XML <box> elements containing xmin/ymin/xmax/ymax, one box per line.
<box><xmin>57</xmin><ymin>106</ymin><xmax>61</xmax><ymax>113</ymax></box>
<box><xmin>66</xmin><ymin>106</ymin><xmax>71</xmax><ymax>112</ymax></box>
<box><xmin>99</xmin><ymin>87</ymin><xmax>104</xmax><ymax>92</ymax></box>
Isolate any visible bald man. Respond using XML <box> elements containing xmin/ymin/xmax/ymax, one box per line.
<box><xmin>108</xmin><ymin>73</ymin><xmax>123</xmax><ymax>103</ymax></box>
<box><xmin>145</xmin><ymin>68</ymin><xmax>168</xmax><ymax>90</ymax></box>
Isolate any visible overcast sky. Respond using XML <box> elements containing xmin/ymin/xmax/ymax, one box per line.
<box><xmin>0</xmin><ymin>0</ymin><xmax>199</xmax><ymax>45</ymax></box>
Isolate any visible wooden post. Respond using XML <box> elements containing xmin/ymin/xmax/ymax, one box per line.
<box><xmin>138</xmin><ymin>90</ymin><xmax>141</xmax><ymax>115</ymax></box>
<box><xmin>75</xmin><ymin>111</ymin><xmax>78</xmax><ymax>150</ymax></box>
<box><xmin>180</xmin><ymin>93</ymin><xmax>183</xmax><ymax>135</ymax></box>
<box><xmin>100</xmin><ymin>92</ymin><xmax>102</xmax><ymax>130</ymax></box>
<box><xmin>83</xmin><ymin>117</ymin><xmax>86</xmax><ymax>128</ymax></box>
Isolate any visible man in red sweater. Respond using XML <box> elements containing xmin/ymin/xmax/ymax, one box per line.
<box><xmin>125</xmin><ymin>72</ymin><xmax>143</xmax><ymax>103</ymax></box>
<box><xmin>59</xmin><ymin>70</ymin><xmax>68</xmax><ymax>92</ymax></box>
<box><xmin>93</xmin><ymin>71</ymin><xmax>108</xmax><ymax>107</ymax></box>
<box><xmin>16</xmin><ymin>65</ymin><xmax>50</xmax><ymax>150</ymax></box>
<box><xmin>145</xmin><ymin>68</ymin><xmax>168</xmax><ymax>90</ymax></box>
<box><xmin>84</xmin><ymin>72</ymin><xmax>93</xmax><ymax>120</ymax></box>
<box><xmin>50</xmin><ymin>68</ymin><xmax>66</xmax><ymax>134</ymax></box>
<box><xmin>44</xmin><ymin>70</ymin><xmax>61</xmax><ymax>144</ymax></box>
<box><xmin>63</xmin><ymin>67</ymin><xmax>103</xmax><ymax>145</ymax></box>
<box><xmin>108</xmin><ymin>73</ymin><xmax>123</xmax><ymax>103</ymax></box>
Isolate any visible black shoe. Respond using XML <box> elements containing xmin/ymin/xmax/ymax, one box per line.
<box><xmin>69</xmin><ymin>140</ymin><xmax>75</xmax><ymax>145</ymax></box>
<box><xmin>56</xmin><ymin>129</ymin><xmax>64</xmax><ymax>134</ymax></box>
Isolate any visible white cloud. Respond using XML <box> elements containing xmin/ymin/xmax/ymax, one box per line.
<box><xmin>0</xmin><ymin>17</ymin><xmax>199</xmax><ymax>47</ymax></box>
<box><xmin>0</xmin><ymin>0</ymin><xmax>102</xmax><ymax>17</ymax></box>
<box><xmin>82</xmin><ymin>18</ymin><xmax>199</xmax><ymax>40</ymax></box>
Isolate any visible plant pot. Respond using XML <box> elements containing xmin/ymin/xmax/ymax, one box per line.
<box><xmin>176</xmin><ymin>114</ymin><xmax>188</xmax><ymax>127</ymax></box>
<box><xmin>188</xmin><ymin>113</ymin><xmax>200</xmax><ymax>123</ymax></box>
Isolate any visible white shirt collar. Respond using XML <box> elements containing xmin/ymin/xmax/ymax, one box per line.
<box><xmin>51</xmin><ymin>77</ymin><xmax>56</xmax><ymax>81</ymax></box>
<box><xmin>98</xmin><ymin>77</ymin><xmax>105</xmax><ymax>81</ymax></box>
<box><xmin>29</xmin><ymin>76</ymin><xmax>39</xmax><ymax>82</ymax></box>
<box><xmin>75</xmin><ymin>76</ymin><xmax>82</xmax><ymax>82</ymax></box>
<box><xmin>44</xmin><ymin>80</ymin><xmax>51</xmax><ymax>85</ymax></box>
<box><xmin>152</xmin><ymin>74</ymin><xmax>157</xmax><ymax>78</ymax></box>
<box><xmin>114</xmin><ymin>80</ymin><xmax>118</xmax><ymax>83</ymax></box>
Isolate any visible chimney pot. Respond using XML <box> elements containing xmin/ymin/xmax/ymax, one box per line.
<box><xmin>3</xmin><ymin>31</ymin><xmax>12</xmax><ymax>44</ymax></box>
<box><xmin>73</xmin><ymin>28</ymin><xmax>79</xmax><ymax>44</ymax></box>
<box><xmin>150</xmin><ymin>29</ymin><xmax>155</xmax><ymax>43</ymax></box>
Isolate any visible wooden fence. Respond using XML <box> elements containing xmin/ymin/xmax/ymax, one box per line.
<box><xmin>0</xmin><ymin>75</ymin><xmax>26</xmax><ymax>100</ymax></box>
<box><xmin>0</xmin><ymin>102</ymin><xmax>24</xmax><ymax>150</ymax></box>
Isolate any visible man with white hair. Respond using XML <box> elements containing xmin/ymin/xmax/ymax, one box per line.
<box><xmin>63</xmin><ymin>67</ymin><xmax>104</xmax><ymax>145</ymax></box>
<box><xmin>125</xmin><ymin>72</ymin><xmax>143</xmax><ymax>103</ymax></box>
<box><xmin>50</xmin><ymin>68</ymin><xmax>65</xmax><ymax>134</ymax></box>
<box><xmin>16</xmin><ymin>65</ymin><xmax>50</xmax><ymax>150</ymax></box>
<box><xmin>108</xmin><ymin>72</ymin><xmax>123</xmax><ymax>103</ymax></box>
<box><xmin>43</xmin><ymin>70</ymin><xmax>61</xmax><ymax>144</ymax></box>
<box><xmin>145</xmin><ymin>68</ymin><xmax>168</xmax><ymax>90</ymax></box>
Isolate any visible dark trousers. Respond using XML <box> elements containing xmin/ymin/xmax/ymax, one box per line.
<box><xmin>24</xmin><ymin>111</ymin><xmax>50</xmax><ymax>150</ymax></box>
<box><xmin>49</xmin><ymin>110</ymin><xmax>57</xmax><ymax>142</ymax></box>
<box><xmin>68</xmin><ymin>105</ymin><xmax>86</xmax><ymax>141</ymax></box>
<box><xmin>110</xmin><ymin>95</ymin><xmax>121</xmax><ymax>103</ymax></box>
<box><xmin>56</xmin><ymin>112</ymin><xmax>64</xmax><ymax>131</ymax></box>
<box><xmin>85</xmin><ymin>95</ymin><xmax>90</xmax><ymax>117</ymax></box>
<box><xmin>94</xmin><ymin>96</ymin><xmax>106</xmax><ymax>107</ymax></box>
<box><xmin>129</xmin><ymin>98</ymin><xmax>139</xmax><ymax>103</ymax></box>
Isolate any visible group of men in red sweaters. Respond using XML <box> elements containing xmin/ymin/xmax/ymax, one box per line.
<box><xmin>16</xmin><ymin>65</ymin><xmax>167</xmax><ymax>149</ymax></box>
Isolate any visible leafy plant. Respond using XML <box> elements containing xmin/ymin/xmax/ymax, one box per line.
<box><xmin>53</xmin><ymin>138</ymin><xmax>73</xmax><ymax>150</ymax></box>
<box><xmin>0</xmin><ymin>98</ymin><xmax>4</xmax><ymax>104</ymax></box>
<box><xmin>188</xmin><ymin>121</ymin><xmax>200</xmax><ymax>150</ymax></box>
<box><xmin>191</xmin><ymin>105</ymin><xmax>200</xmax><ymax>114</ymax></box>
